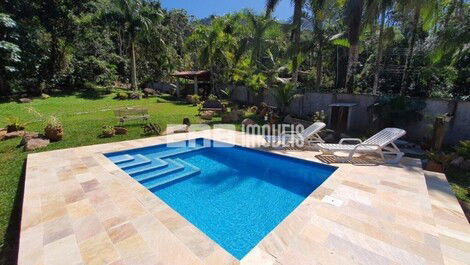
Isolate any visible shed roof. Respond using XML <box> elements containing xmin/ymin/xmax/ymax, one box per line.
<box><xmin>170</xmin><ymin>70</ymin><xmax>211</xmax><ymax>81</ymax></box>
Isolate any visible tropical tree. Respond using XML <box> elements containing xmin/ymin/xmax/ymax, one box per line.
<box><xmin>364</xmin><ymin>0</ymin><xmax>395</xmax><ymax>94</ymax></box>
<box><xmin>272</xmin><ymin>81</ymin><xmax>297</xmax><ymax>113</ymax></box>
<box><xmin>186</xmin><ymin>16</ymin><xmax>238</xmax><ymax>92</ymax></box>
<box><xmin>307</xmin><ymin>0</ymin><xmax>329</xmax><ymax>88</ymax></box>
<box><xmin>344</xmin><ymin>0</ymin><xmax>365</xmax><ymax>92</ymax></box>
<box><xmin>266</xmin><ymin>0</ymin><xmax>306</xmax><ymax>83</ymax></box>
<box><xmin>37</xmin><ymin>0</ymin><xmax>91</xmax><ymax>86</ymax></box>
<box><xmin>240</xmin><ymin>11</ymin><xmax>276</xmax><ymax>68</ymax></box>
<box><xmin>398</xmin><ymin>0</ymin><xmax>440</xmax><ymax>94</ymax></box>
<box><xmin>0</xmin><ymin>13</ymin><xmax>21</xmax><ymax>96</ymax></box>
<box><xmin>106</xmin><ymin>0</ymin><xmax>156</xmax><ymax>92</ymax></box>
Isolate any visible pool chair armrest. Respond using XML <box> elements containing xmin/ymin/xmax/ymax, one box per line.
<box><xmin>351</xmin><ymin>143</ymin><xmax>380</xmax><ymax>151</ymax></box>
<box><xmin>339</xmin><ymin>138</ymin><xmax>362</xmax><ymax>144</ymax></box>
<box><xmin>347</xmin><ymin>143</ymin><xmax>383</xmax><ymax>161</ymax></box>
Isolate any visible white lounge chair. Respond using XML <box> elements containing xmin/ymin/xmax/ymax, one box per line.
<box><xmin>317</xmin><ymin>128</ymin><xmax>406</xmax><ymax>163</ymax></box>
<box><xmin>264</xmin><ymin>122</ymin><xmax>326</xmax><ymax>147</ymax></box>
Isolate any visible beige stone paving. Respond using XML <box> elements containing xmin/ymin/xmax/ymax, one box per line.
<box><xmin>17</xmin><ymin>129</ymin><xmax>470</xmax><ymax>265</ymax></box>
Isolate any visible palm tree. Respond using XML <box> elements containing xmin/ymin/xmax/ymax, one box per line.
<box><xmin>344</xmin><ymin>0</ymin><xmax>365</xmax><ymax>92</ymax></box>
<box><xmin>398</xmin><ymin>0</ymin><xmax>439</xmax><ymax>94</ymax></box>
<box><xmin>244</xmin><ymin>12</ymin><xmax>275</xmax><ymax>68</ymax></box>
<box><xmin>365</xmin><ymin>0</ymin><xmax>395</xmax><ymax>94</ymax></box>
<box><xmin>272</xmin><ymin>82</ymin><xmax>297</xmax><ymax>114</ymax></box>
<box><xmin>308</xmin><ymin>0</ymin><xmax>328</xmax><ymax>88</ymax></box>
<box><xmin>266</xmin><ymin>0</ymin><xmax>306</xmax><ymax>83</ymax></box>
<box><xmin>107</xmin><ymin>0</ymin><xmax>152</xmax><ymax>92</ymax></box>
<box><xmin>187</xmin><ymin>17</ymin><xmax>237</xmax><ymax>93</ymax></box>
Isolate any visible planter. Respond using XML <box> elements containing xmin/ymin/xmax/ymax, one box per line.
<box><xmin>6</xmin><ymin>125</ymin><xmax>25</xmax><ymax>133</ymax></box>
<box><xmin>101</xmin><ymin>131</ymin><xmax>114</xmax><ymax>138</ymax></box>
<box><xmin>425</xmin><ymin>160</ymin><xmax>443</xmax><ymax>173</ymax></box>
<box><xmin>44</xmin><ymin>127</ymin><xmax>64</xmax><ymax>141</ymax></box>
<box><xmin>114</xmin><ymin>127</ymin><xmax>128</xmax><ymax>135</ymax></box>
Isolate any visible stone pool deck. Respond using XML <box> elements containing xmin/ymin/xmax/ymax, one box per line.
<box><xmin>18</xmin><ymin>129</ymin><xmax>470</xmax><ymax>265</ymax></box>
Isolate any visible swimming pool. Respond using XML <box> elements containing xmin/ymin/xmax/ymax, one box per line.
<box><xmin>106</xmin><ymin>138</ymin><xmax>336</xmax><ymax>259</ymax></box>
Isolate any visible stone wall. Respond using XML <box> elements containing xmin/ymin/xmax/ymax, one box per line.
<box><xmin>230</xmin><ymin>86</ymin><xmax>470</xmax><ymax>146</ymax></box>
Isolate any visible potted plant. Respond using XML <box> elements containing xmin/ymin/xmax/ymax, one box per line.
<box><xmin>202</xmin><ymin>94</ymin><xmax>223</xmax><ymax>109</ymax></box>
<box><xmin>101</xmin><ymin>126</ymin><xmax>115</xmax><ymax>138</ymax></box>
<box><xmin>5</xmin><ymin>117</ymin><xmax>25</xmax><ymax>132</ymax></box>
<box><xmin>44</xmin><ymin>116</ymin><xmax>64</xmax><ymax>141</ymax></box>
<box><xmin>425</xmin><ymin>151</ymin><xmax>455</xmax><ymax>173</ymax></box>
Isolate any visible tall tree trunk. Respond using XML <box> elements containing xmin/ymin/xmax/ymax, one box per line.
<box><xmin>130</xmin><ymin>39</ymin><xmax>138</xmax><ymax>92</ymax></box>
<box><xmin>400</xmin><ymin>6</ymin><xmax>420</xmax><ymax>94</ymax></box>
<box><xmin>345</xmin><ymin>43</ymin><xmax>359</xmax><ymax>93</ymax></box>
<box><xmin>373</xmin><ymin>8</ymin><xmax>386</xmax><ymax>94</ymax></box>
<box><xmin>292</xmin><ymin>3</ymin><xmax>302</xmax><ymax>83</ymax></box>
<box><xmin>315</xmin><ymin>28</ymin><xmax>324</xmax><ymax>89</ymax></box>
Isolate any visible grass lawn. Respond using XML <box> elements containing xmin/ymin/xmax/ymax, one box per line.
<box><xmin>0</xmin><ymin>91</ymin><xmax>213</xmax><ymax>263</ymax></box>
<box><xmin>445</xmin><ymin>166</ymin><xmax>470</xmax><ymax>203</ymax></box>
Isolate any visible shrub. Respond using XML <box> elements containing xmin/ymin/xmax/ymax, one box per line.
<box><xmin>248</xmin><ymin>106</ymin><xmax>258</xmax><ymax>113</ymax></box>
<box><xmin>115</xmin><ymin>92</ymin><xmax>128</xmax><ymax>100</ymax></box>
<box><xmin>5</xmin><ymin>116</ymin><xmax>25</xmax><ymax>132</ymax></box>
<box><xmin>142</xmin><ymin>123</ymin><xmax>161</xmax><ymax>136</ymax></box>
<box><xmin>101</xmin><ymin>126</ymin><xmax>115</xmax><ymax>138</ymax></box>
<box><xmin>186</xmin><ymin>94</ymin><xmax>200</xmax><ymax>105</ymax></box>
<box><xmin>74</xmin><ymin>56</ymin><xmax>118</xmax><ymax>86</ymax></box>
<box><xmin>272</xmin><ymin>82</ymin><xmax>297</xmax><ymax>114</ymax></box>
<box><xmin>246</xmin><ymin>73</ymin><xmax>267</xmax><ymax>94</ymax></box>
<box><xmin>426</xmin><ymin>151</ymin><xmax>456</xmax><ymax>169</ymax></box>
<box><xmin>44</xmin><ymin>116</ymin><xmax>64</xmax><ymax>141</ymax></box>
<box><xmin>455</xmin><ymin>141</ymin><xmax>470</xmax><ymax>159</ymax></box>
<box><xmin>372</xmin><ymin>95</ymin><xmax>426</xmax><ymax>127</ymax></box>
<box><xmin>207</xmin><ymin>94</ymin><xmax>218</xmax><ymax>101</ymax></box>
<box><xmin>83</xmin><ymin>82</ymin><xmax>99</xmax><ymax>90</ymax></box>
<box><xmin>313</xmin><ymin>110</ymin><xmax>327</xmax><ymax>123</ymax></box>
<box><xmin>128</xmin><ymin>91</ymin><xmax>143</xmax><ymax>99</ymax></box>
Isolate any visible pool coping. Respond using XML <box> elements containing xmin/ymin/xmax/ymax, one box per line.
<box><xmin>18</xmin><ymin>129</ymin><xmax>470</xmax><ymax>265</ymax></box>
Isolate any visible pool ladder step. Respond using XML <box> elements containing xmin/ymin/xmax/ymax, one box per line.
<box><xmin>126</xmin><ymin>158</ymin><xmax>168</xmax><ymax>176</ymax></box>
<box><xmin>109</xmin><ymin>154</ymin><xmax>134</xmax><ymax>164</ymax></box>
<box><xmin>135</xmin><ymin>159</ymin><xmax>185</xmax><ymax>182</ymax></box>
<box><xmin>119</xmin><ymin>154</ymin><xmax>152</xmax><ymax>169</ymax></box>
<box><xmin>158</xmin><ymin>146</ymin><xmax>207</xmax><ymax>158</ymax></box>
<box><xmin>146</xmin><ymin>159</ymin><xmax>201</xmax><ymax>190</ymax></box>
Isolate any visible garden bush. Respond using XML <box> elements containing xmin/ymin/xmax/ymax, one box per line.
<box><xmin>455</xmin><ymin>141</ymin><xmax>470</xmax><ymax>159</ymax></box>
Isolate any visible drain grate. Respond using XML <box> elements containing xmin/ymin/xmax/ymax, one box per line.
<box><xmin>321</xmin><ymin>195</ymin><xmax>343</xmax><ymax>207</ymax></box>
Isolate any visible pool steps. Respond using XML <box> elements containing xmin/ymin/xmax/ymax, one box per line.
<box><xmin>146</xmin><ymin>159</ymin><xmax>201</xmax><ymax>190</ymax></box>
<box><xmin>135</xmin><ymin>159</ymin><xmax>184</xmax><ymax>182</ymax></box>
<box><xmin>127</xmin><ymin>158</ymin><xmax>168</xmax><ymax>175</ymax></box>
<box><xmin>119</xmin><ymin>154</ymin><xmax>151</xmax><ymax>169</ymax></box>
<box><xmin>109</xmin><ymin>154</ymin><xmax>134</xmax><ymax>164</ymax></box>
<box><xmin>109</xmin><ymin>146</ymin><xmax>205</xmax><ymax>187</ymax></box>
<box><xmin>157</xmin><ymin>146</ymin><xmax>206</xmax><ymax>158</ymax></box>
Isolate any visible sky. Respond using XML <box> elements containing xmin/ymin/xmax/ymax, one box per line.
<box><xmin>158</xmin><ymin>0</ymin><xmax>293</xmax><ymax>21</ymax></box>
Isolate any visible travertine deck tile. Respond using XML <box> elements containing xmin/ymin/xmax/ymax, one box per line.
<box><xmin>18</xmin><ymin>129</ymin><xmax>470</xmax><ymax>265</ymax></box>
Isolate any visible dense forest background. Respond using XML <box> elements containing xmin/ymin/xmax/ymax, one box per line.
<box><xmin>1</xmin><ymin>0</ymin><xmax>469</xmax><ymax>100</ymax></box>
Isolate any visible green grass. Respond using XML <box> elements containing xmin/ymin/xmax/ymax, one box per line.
<box><xmin>445</xmin><ymin>166</ymin><xmax>470</xmax><ymax>203</ymax></box>
<box><xmin>0</xmin><ymin>92</ymin><xmax>211</xmax><ymax>263</ymax></box>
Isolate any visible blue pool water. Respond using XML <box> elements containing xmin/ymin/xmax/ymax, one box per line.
<box><xmin>106</xmin><ymin>138</ymin><xmax>336</xmax><ymax>259</ymax></box>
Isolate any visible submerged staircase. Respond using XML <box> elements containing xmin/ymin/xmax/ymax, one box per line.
<box><xmin>109</xmin><ymin>146</ymin><xmax>205</xmax><ymax>189</ymax></box>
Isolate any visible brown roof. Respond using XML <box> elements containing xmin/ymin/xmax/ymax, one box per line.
<box><xmin>170</xmin><ymin>70</ymin><xmax>211</xmax><ymax>81</ymax></box>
